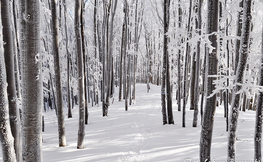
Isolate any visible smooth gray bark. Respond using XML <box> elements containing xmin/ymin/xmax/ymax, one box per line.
<box><xmin>1</xmin><ymin>0</ymin><xmax>22</xmax><ymax>160</ymax></box>
<box><xmin>51</xmin><ymin>0</ymin><xmax>66</xmax><ymax>147</ymax></box>
<box><xmin>19</xmin><ymin>0</ymin><xmax>43</xmax><ymax>161</ymax></box>
<box><xmin>75</xmin><ymin>0</ymin><xmax>85</xmax><ymax>149</ymax></box>
<box><xmin>0</xmin><ymin>13</ymin><xmax>16</xmax><ymax>161</ymax></box>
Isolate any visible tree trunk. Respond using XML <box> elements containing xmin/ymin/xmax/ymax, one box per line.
<box><xmin>200</xmin><ymin>1</ymin><xmax>218</xmax><ymax>161</ymax></box>
<box><xmin>254</xmin><ymin>28</ymin><xmax>263</xmax><ymax>160</ymax></box>
<box><xmin>1</xmin><ymin>0</ymin><xmax>22</xmax><ymax>160</ymax></box>
<box><xmin>63</xmin><ymin>0</ymin><xmax>72</xmax><ymax>118</ymax></box>
<box><xmin>234</xmin><ymin>0</ymin><xmax>244</xmax><ymax>74</ymax></box>
<box><xmin>75</xmin><ymin>0</ymin><xmax>85</xmax><ymax>149</ymax></box>
<box><xmin>0</xmin><ymin>15</ymin><xmax>16</xmax><ymax>162</ymax></box>
<box><xmin>19</xmin><ymin>0</ymin><xmax>43</xmax><ymax>160</ymax></box>
<box><xmin>192</xmin><ymin>0</ymin><xmax>202</xmax><ymax>127</ymax></box>
<box><xmin>51</xmin><ymin>0</ymin><xmax>66</xmax><ymax>147</ymax></box>
<box><xmin>228</xmin><ymin>0</ymin><xmax>252</xmax><ymax>161</ymax></box>
<box><xmin>177</xmin><ymin>0</ymin><xmax>182</xmax><ymax>112</ymax></box>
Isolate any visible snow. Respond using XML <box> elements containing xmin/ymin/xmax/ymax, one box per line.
<box><xmin>0</xmin><ymin>84</ymin><xmax>256</xmax><ymax>161</ymax></box>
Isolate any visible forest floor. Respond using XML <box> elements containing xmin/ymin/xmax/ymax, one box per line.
<box><xmin>0</xmin><ymin>84</ymin><xmax>256</xmax><ymax>161</ymax></box>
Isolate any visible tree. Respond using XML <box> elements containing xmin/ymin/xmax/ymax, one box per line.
<box><xmin>62</xmin><ymin>0</ymin><xmax>73</xmax><ymax>119</ymax></box>
<box><xmin>199</xmin><ymin>0</ymin><xmax>218</xmax><ymax>161</ymax></box>
<box><xmin>254</xmin><ymin>20</ymin><xmax>263</xmax><ymax>162</ymax></box>
<box><xmin>51</xmin><ymin>0</ymin><xmax>66</xmax><ymax>147</ymax></box>
<box><xmin>182</xmin><ymin>0</ymin><xmax>193</xmax><ymax>127</ymax></box>
<box><xmin>228</xmin><ymin>0</ymin><xmax>252</xmax><ymax>161</ymax></box>
<box><xmin>19</xmin><ymin>0</ymin><xmax>43</xmax><ymax>160</ymax></box>
<box><xmin>75</xmin><ymin>0</ymin><xmax>85</xmax><ymax>149</ymax></box>
<box><xmin>164</xmin><ymin>0</ymin><xmax>174</xmax><ymax>125</ymax></box>
<box><xmin>0</xmin><ymin>11</ymin><xmax>16</xmax><ymax>161</ymax></box>
<box><xmin>1</xmin><ymin>0</ymin><xmax>22</xmax><ymax>160</ymax></box>
<box><xmin>192</xmin><ymin>0</ymin><xmax>202</xmax><ymax>127</ymax></box>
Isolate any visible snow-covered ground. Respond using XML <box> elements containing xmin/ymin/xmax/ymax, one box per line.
<box><xmin>0</xmin><ymin>84</ymin><xmax>256</xmax><ymax>161</ymax></box>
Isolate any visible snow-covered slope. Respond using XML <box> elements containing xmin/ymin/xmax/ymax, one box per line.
<box><xmin>0</xmin><ymin>84</ymin><xmax>255</xmax><ymax>161</ymax></box>
<box><xmin>41</xmin><ymin>84</ymin><xmax>255</xmax><ymax>162</ymax></box>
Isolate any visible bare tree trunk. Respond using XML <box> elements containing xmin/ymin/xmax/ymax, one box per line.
<box><xmin>51</xmin><ymin>0</ymin><xmax>66</xmax><ymax>147</ymax></box>
<box><xmin>200</xmin><ymin>1</ymin><xmax>218</xmax><ymax>161</ymax></box>
<box><xmin>19</xmin><ymin>0</ymin><xmax>43</xmax><ymax>160</ymax></box>
<box><xmin>0</xmin><ymin>13</ymin><xmax>16</xmax><ymax>161</ymax></box>
<box><xmin>75</xmin><ymin>0</ymin><xmax>85</xmax><ymax>149</ymax></box>
<box><xmin>228</xmin><ymin>0</ymin><xmax>252</xmax><ymax>161</ymax></box>
<box><xmin>254</xmin><ymin>34</ymin><xmax>263</xmax><ymax>159</ymax></box>
<box><xmin>63</xmin><ymin>0</ymin><xmax>72</xmax><ymax>118</ymax></box>
<box><xmin>1</xmin><ymin>0</ymin><xmax>21</xmax><ymax>160</ymax></box>
<box><xmin>254</xmin><ymin>27</ymin><xmax>263</xmax><ymax>160</ymax></box>
<box><xmin>234</xmin><ymin>0</ymin><xmax>244</xmax><ymax>74</ymax></box>
<box><xmin>177</xmin><ymin>0</ymin><xmax>182</xmax><ymax>112</ymax></box>
<box><xmin>182</xmin><ymin>0</ymin><xmax>193</xmax><ymax>127</ymax></box>
<box><xmin>161</xmin><ymin>0</ymin><xmax>168</xmax><ymax>125</ymax></box>
<box><xmin>192</xmin><ymin>0</ymin><xmax>202</xmax><ymax>127</ymax></box>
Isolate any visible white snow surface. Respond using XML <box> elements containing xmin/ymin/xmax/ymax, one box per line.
<box><xmin>0</xmin><ymin>84</ymin><xmax>256</xmax><ymax>161</ymax></box>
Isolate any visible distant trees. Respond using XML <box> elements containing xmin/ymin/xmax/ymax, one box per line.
<box><xmin>1</xmin><ymin>0</ymin><xmax>263</xmax><ymax>161</ymax></box>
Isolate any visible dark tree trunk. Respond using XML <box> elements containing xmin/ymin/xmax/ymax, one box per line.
<box><xmin>177</xmin><ymin>0</ymin><xmax>182</xmax><ymax>112</ymax></box>
<box><xmin>64</xmin><ymin>0</ymin><xmax>72</xmax><ymax>118</ymax></box>
<box><xmin>192</xmin><ymin>0</ymin><xmax>202</xmax><ymax>127</ymax></box>
<box><xmin>234</xmin><ymin>0</ymin><xmax>244</xmax><ymax>74</ymax></box>
<box><xmin>200</xmin><ymin>1</ymin><xmax>218</xmax><ymax>161</ymax></box>
<box><xmin>75</xmin><ymin>0</ymin><xmax>85</xmax><ymax>149</ymax></box>
<box><xmin>51</xmin><ymin>0</ymin><xmax>66</xmax><ymax>147</ymax></box>
<box><xmin>254</xmin><ymin>28</ymin><xmax>263</xmax><ymax>160</ymax></box>
<box><xmin>228</xmin><ymin>0</ymin><xmax>252</xmax><ymax>161</ymax></box>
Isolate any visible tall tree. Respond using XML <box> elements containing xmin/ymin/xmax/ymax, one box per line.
<box><xmin>177</xmin><ymin>0</ymin><xmax>182</xmax><ymax>112</ymax></box>
<box><xmin>19</xmin><ymin>0</ymin><xmax>43</xmax><ymax>160</ymax></box>
<box><xmin>119</xmin><ymin>0</ymin><xmax>127</xmax><ymax>102</ymax></box>
<box><xmin>199</xmin><ymin>0</ymin><xmax>218</xmax><ymax>161</ymax></box>
<box><xmin>75</xmin><ymin>0</ymin><xmax>85</xmax><ymax>149</ymax></box>
<box><xmin>182</xmin><ymin>0</ymin><xmax>193</xmax><ymax>127</ymax></box>
<box><xmin>63</xmin><ymin>0</ymin><xmax>72</xmax><ymax>118</ymax></box>
<box><xmin>164</xmin><ymin>0</ymin><xmax>174</xmax><ymax>125</ymax></box>
<box><xmin>161</xmin><ymin>0</ymin><xmax>168</xmax><ymax>125</ymax></box>
<box><xmin>228</xmin><ymin>0</ymin><xmax>252</xmax><ymax>161</ymax></box>
<box><xmin>1</xmin><ymin>0</ymin><xmax>22</xmax><ymax>161</ymax></box>
<box><xmin>254</xmin><ymin>20</ymin><xmax>263</xmax><ymax>162</ymax></box>
<box><xmin>192</xmin><ymin>0</ymin><xmax>202</xmax><ymax>127</ymax></box>
<box><xmin>51</xmin><ymin>0</ymin><xmax>66</xmax><ymax>147</ymax></box>
<box><xmin>0</xmin><ymin>11</ymin><xmax>16</xmax><ymax>161</ymax></box>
